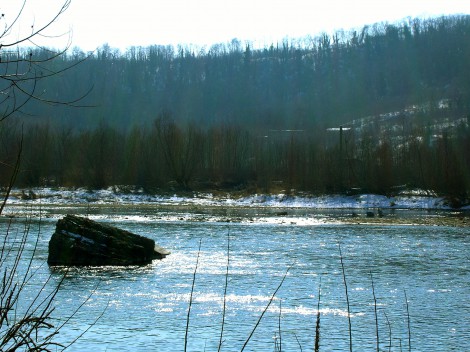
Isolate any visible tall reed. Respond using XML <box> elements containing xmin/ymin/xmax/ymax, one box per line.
<box><xmin>240</xmin><ymin>265</ymin><xmax>292</xmax><ymax>351</ymax></box>
<box><xmin>383</xmin><ymin>311</ymin><xmax>392</xmax><ymax>352</ymax></box>
<box><xmin>0</xmin><ymin>136</ymin><xmax>104</xmax><ymax>350</ymax></box>
<box><xmin>339</xmin><ymin>243</ymin><xmax>353</xmax><ymax>352</ymax></box>
<box><xmin>184</xmin><ymin>239</ymin><xmax>202</xmax><ymax>352</ymax></box>
<box><xmin>181</xmin><ymin>238</ymin><xmax>413</xmax><ymax>351</ymax></box>
<box><xmin>404</xmin><ymin>290</ymin><xmax>411</xmax><ymax>352</ymax></box>
<box><xmin>314</xmin><ymin>277</ymin><xmax>322</xmax><ymax>352</ymax></box>
<box><xmin>218</xmin><ymin>230</ymin><xmax>230</xmax><ymax>351</ymax></box>
<box><xmin>370</xmin><ymin>271</ymin><xmax>379</xmax><ymax>352</ymax></box>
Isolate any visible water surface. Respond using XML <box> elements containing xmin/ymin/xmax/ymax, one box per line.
<box><xmin>2</xmin><ymin>205</ymin><xmax>469</xmax><ymax>351</ymax></box>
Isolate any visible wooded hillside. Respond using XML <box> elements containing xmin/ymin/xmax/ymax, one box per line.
<box><xmin>14</xmin><ymin>15</ymin><xmax>470</xmax><ymax>130</ymax></box>
<box><xmin>1</xmin><ymin>15</ymin><xmax>469</xmax><ymax>204</ymax></box>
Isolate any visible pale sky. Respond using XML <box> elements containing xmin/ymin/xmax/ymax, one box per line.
<box><xmin>4</xmin><ymin>0</ymin><xmax>470</xmax><ymax>51</ymax></box>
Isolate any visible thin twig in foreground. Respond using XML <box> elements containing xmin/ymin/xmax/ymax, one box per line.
<box><xmin>383</xmin><ymin>311</ymin><xmax>392</xmax><ymax>352</ymax></box>
<box><xmin>218</xmin><ymin>229</ymin><xmax>230</xmax><ymax>352</ymax></box>
<box><xmin>339</xmin><ymin>243</ymin><xmax>352</xmax><ymax>352</ymax></box>
<box><xmin>0</xmin><ymin>132</ymin><xmax>22</xmax><ymax>215</ymax></box>
<box><xmin>314</xmin><ymin>277</ymin><xmax>322</xmax><ymax>352</ymax></box>
<box><xmin>404</xmin><ymin>290</ymin><xmax>411</xmax><ymax>352</ymax></box>
<box><xmin>184</xmin><ymin>239</ymin><xmax>202</xmax><ymax>352</ymax></box>
<box><xmin>370</xmin><ymin>271</ymin><xmax>379</xmax><ymax>352</ymax></box>
<box><xmin>293</xmin><ymin>332</ymin><xmax>303</xmax><ymax>352</ymax></box>
<box><xmin>240</xmin><ymin>264</ymin><xmax>292</xmax><ymax>352</ymax></box>
<box><xmin>278</xmin><ymin>299</ymin><xmax>282</xmax><ymax>352</ymax></box>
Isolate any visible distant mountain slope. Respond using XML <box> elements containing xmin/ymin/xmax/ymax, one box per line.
<box><xmin>3</xmin><ymin>16</ymin><xmax>468</xmax><ymax>202</ymax></box>
<box><xmin>17</xmin><ymin>15</ymin><xmax>470</xmax><ymax>131</ymax></box>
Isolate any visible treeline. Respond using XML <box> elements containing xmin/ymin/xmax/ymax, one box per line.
<box><xmin>1</xmin><ymin>115</ymin><xmax>469</xmax><ymax>204</ymax></box>
<box><xmin>16</xmin><ymin>15</ymin><xmax>470</xmax><ymax>131</ymax></box>
<box><xmin>2</xmin><ymin>15</ymin><xmax>470</xmax><ymax>204</ymax></box>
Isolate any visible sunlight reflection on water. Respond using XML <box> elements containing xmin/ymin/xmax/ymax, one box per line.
<box><xmin>1</xmin><ymin>207</ymin><xmax>469</xmax><ymax>351</ymax></box>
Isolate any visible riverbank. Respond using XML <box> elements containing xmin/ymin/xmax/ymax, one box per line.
<box><xmin>5</xmin><ymin>186</ymin><xmax>469</xmax><ymax>210</ymax></box>
<box><xmin>3</xmin><ymin>186</ymin><xmax>469</xmax><ymax>227</ymax></box>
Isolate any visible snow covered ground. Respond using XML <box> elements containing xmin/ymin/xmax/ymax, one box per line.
<box><xmin>4</xmin><ymin>186</ymin><xmax>464</xmax><ymax>210</ymax></box>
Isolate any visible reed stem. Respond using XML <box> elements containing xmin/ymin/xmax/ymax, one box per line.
<box><xmin>293</xmin><ymin>332</ymin><xmax>303</xmax><ymax>352</ymax></box>
<box><xmin>278</xmin><ymin>300</ymin><xmax>282</xmax><ymax>352</ymax></box>
<box><xmin>383</xmin><ymin>311</ymin><xmax>392</xmax><ymax>352</ymax></box>
<box><xmin>240</xmin><ymin>265</ymin><xmax>292</xmax><ymax>352</ymax></box>
<box><xmin>184</xmin><ymin>239</ymin><xmax>202</xmax><ymax>352</ymax></box>
<box><xmin>218</xmin><ymin>230</ymin><xmax>230</xmax><ymax>351</ymax></box>
<box><xmin>314</xmin><ymin>277</ymin><xmax>321</xmax><ymax>352</ymax></box>
<box><xmin>404</xmin><ymin>290</ymin><xmax>411</xmax><ymax>352</ymax></box>
<box><xmin>370</xmin><ymin>271</ymin><xmax>379</xmax><ymax>352</ymax></box>
<box><xmin>339</xmin><ymin>243</ymin><xmax>352</xmax><ymax>352</ymax></box>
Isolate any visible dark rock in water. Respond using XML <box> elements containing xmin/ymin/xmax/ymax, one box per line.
<box><xmin>366</xmin><ymin>211</ymin><xmax>375</xmax><ymax>218</ymax></box>
<box><xmin>48</xmin><ymin>214</ymin><xmax>170</xmax><ymax>266</ymax></box>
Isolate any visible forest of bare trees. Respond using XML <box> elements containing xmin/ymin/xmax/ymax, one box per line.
<box><xmin>1</xmin><ymin>109</ymin><xmax>468</xmax><ymax>205</ymax></box>
<box><xmin>13</xmin><ymin>15</ymin><xmax>470</xmax><ymax>129</ymax></box>
<box><xmin>2</xmin><ymin>15</ymin><xmax>470</xmax><ymax>205</ymax></box>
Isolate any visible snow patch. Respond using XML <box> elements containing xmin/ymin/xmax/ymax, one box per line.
<box><xmin>4</xmin><ymin>187</ymin><xmax>455</xmax><ymax>210</ymax></box>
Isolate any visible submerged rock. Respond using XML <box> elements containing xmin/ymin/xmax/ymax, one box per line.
<box><xmin>48</xmin><ymin>214</ymin><xmax>169</xmax><ymax>266</ymax></box>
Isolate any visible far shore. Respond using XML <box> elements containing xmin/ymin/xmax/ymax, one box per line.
<box><xmin>5</xmin><ymin>186</ymin><xmax>469</xmax><ymax>209</ymax></box>
<box><xmin>2</xmin><ymin>187</ymin><xmax>469</xmax><ymax>227</ymax></box>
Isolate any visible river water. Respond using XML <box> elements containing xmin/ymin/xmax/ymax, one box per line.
<box><xmin>1</xmin><ymin>205</ymin><xmax>469</xmax><ymax>351</ymax></box>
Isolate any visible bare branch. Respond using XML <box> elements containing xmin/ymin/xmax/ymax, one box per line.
<box><xmin>1</xmin><ymin>1</ymin><xmax>72</xmax><ymax>48</ymax></box>
<box><xmin>1</xmin><ymin>1</ymin><xmax>92</xmax><ymax>121</ymax></box>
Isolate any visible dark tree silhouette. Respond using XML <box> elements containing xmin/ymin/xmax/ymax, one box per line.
<box><xmin>1</xmin><ymin>2</ymin><xmax>99</xmax><ymax>350</ymax></box>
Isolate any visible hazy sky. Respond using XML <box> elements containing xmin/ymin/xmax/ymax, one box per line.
<box><xmin>5</xmin><ymin>0</ymin><xmax>470</xmax><ymax>51</ymax></box>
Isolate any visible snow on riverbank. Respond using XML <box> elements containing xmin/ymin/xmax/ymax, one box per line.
<box><xmin>4</xmin><ymin>187</ymin><xmax>461</xmax><ymax>210</ymax></box>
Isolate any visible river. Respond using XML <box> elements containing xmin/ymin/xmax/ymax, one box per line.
<box><xmin>1</xmin><ymin>204</ymin><xmax>469</xmax><ymax>351</ymax></box>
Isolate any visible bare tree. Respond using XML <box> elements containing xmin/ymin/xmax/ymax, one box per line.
<box><xmin>1</xmin><ymin>2</ymin><xmax>98</xmax><ymax>350</ymax></box>
<box><xmin>154</xmin><ymin>112</ymin><xmax>204</xmax><ymax>190</ymax></box>
<box><xmin>0</xmin><ymin>0</ymin><xmax>90</xmax><ymax>123</ymax></box>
